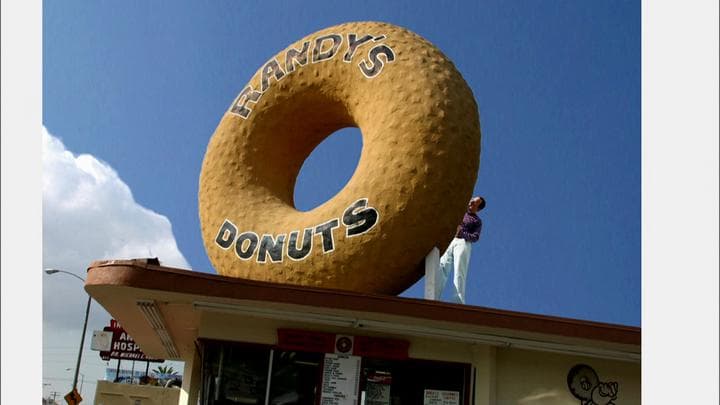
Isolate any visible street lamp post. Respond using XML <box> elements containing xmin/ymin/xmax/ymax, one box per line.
<box><xmin>45</xmin><ymin>269</ymin><xmax>92</xmax><ymax>398</ymax></box>
<box><xmin>66</xmin><ymin>369</ymin><xmax>86</xmax><ymax>395</ymax></box>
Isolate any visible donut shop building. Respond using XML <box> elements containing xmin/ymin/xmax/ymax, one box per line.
<box><xmin>85</xmin><ymin>259</ymin><xmax>640</xmax><ymax>405</ymax></box>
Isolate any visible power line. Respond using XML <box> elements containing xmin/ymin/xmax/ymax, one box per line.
<box><xmin>42</xmin><ymin>377</ymin><xmax>98</xmax><ymax>385</ymax></box>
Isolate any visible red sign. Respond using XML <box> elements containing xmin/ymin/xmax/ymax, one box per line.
<box><xmin>277</xmin><ymin>329</ymin><xmax>336</xmax><ymax>353</ymax></box>
<box><xmin>354</xmin><ymin>335</ymin><xmax>409</xmax><ymax>360</ymax></box>
<box><xmin>277</xmin><ymin>329</ymin><xmax>408</xmax><ymax>360</ymax></box>
<box><xmin>99</xmin><ymin>320</ymin><xmax>164</xmax><ymax>362</ymax></box>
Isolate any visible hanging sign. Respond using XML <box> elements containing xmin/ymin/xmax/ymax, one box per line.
<box><xmin>99</xmin><ymin>319</ymin><xmax>164</xmax><ymax>362</ymax></box>
<box><xmin>91</xmin><ymin>330</ymin><xmax>113</xmax><ymax>351</ymax></box>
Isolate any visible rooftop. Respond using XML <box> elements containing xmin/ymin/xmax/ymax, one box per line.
<box><xmin>84</xmin><ymin>259</ymin><xmax>640</xmax><ymax>363</ymax></box>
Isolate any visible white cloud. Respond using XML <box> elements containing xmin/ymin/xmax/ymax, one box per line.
<box><xmin>42</xmin><ymin>127</ymin><xmax>187</xmax><ymax>401</ymax></box>
<box><xmin>42</xmin><ymin>127</ymin><xmax>189</xmax><ymax>272</ymax></box>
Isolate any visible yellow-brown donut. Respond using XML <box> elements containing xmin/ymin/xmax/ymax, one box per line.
<box><xmin>199</xmin><ymin>21</ymin><xmax>480</xmax><ymax>295</ymax></box>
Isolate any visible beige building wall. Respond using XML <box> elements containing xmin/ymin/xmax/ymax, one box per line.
<box><xmin>494</xmin><ymin>348</ymin><xmax>640</xmax><ymax>405</ymax></box>
<box><xmin>197</xmin><ymin>310</ymin><xmax>482</xmax><ymax>362</ymax></box>
<box><xmin>94</xmin><ymin>381</ymin><xmax>181</xmax><ymax>405</ymax></box>
<box><xmin>179</xmin><ymin>349</ymin><xmax>202</xmax><ymax>405</ymax></box>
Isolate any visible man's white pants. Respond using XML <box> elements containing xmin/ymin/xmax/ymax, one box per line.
<box><xmin>435</xmin><ymin>237</ymin><xmax>472</xmax><ymax>304</ymax></box>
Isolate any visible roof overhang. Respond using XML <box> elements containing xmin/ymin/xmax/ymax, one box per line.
<box><xmin>84</xmin><ymin>259</ymin><xmax>641</xmax><ymax>362</ymax></box>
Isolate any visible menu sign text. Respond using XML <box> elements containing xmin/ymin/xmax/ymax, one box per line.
<box><xmin>320</xmin><ymin>354</ymin><xmax>361</xmax><ymax>405</ymax></box>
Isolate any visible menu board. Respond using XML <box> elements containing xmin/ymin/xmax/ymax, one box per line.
<box><xmin>423</xmin><ymin>389</ymin><xmax>460</xmax><ymax>405</ymax></box>
<box><xmin>320</xmin><ymin>354</ymin><xmax>361</xmax><ymax>405</ymax></box>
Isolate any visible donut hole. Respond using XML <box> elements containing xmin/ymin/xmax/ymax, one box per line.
<box><xmin>240</xmin><ymin>87</ymin><xmax>358</xmax><ymax>206</ymax></box>
<box><xmin>293</xmin><ymin>126</ymin><xmax>363</xmax><ymax>212</ymax></box>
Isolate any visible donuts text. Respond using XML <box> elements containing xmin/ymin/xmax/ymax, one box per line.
<box><xmin>214</xmin><ymin>198</ymin><xmax>380</xmax><ymax>263</ymax></box>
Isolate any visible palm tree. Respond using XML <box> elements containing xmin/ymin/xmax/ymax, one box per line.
<box><xmin>152</xmin><ymin>365</ymin><xmax>176</xmax><ymax>376</ymax></box>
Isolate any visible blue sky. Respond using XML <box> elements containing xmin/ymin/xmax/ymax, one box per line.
<box><xmin>43</xmin><ymin>0</ymin><xmax>640</xmax><ymax>329</ymax></box>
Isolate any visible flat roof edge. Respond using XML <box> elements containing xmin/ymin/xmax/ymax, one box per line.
<box><xmin>86</xmin><ymin>259</ymin><xmax>640</xmax><ymax>347</ymax></box>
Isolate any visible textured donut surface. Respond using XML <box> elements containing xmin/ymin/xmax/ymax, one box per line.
<box><xmin>199</xmin><ymin>21</ymin><xmax>480</xmax><ymax>294</ymax></box>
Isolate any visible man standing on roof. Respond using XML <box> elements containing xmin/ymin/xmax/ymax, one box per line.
<box><xmin>434</xmin><ymin>196</ymin><xmax>485</xmax><ymax>304</ymax></box>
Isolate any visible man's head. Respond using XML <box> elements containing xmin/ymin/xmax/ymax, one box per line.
<box><xmin>468</xmin><ymin>196</ymin><xmax>485</xmax><ymax>213</ymax></box>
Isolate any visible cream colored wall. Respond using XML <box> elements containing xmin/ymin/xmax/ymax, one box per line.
<box><xmin>198</xmin><ymin>310</ymin><xmax>483</xmax><ymax>362</ymax></box>
<box><xmin>494</xmin><ymin>348</ymin><xmax>640</xmax><ymax>405</ymax></box>
<box><xmin>178</xmin><ymin>348</ymin><xmax>202</xmax><ymax>405</ymax></box>
<box><xmin>94</xmin><ymin>381</ymin><xmax>181</xmax><ymax>405</ymax></box>
<box><xmin>198</xmin><ymin>311</ymin><xmax>279</xmax><ymax>344</ymax></box>
<box><xmin>472</xmin><ymin>345</ymin><xmax>497</xmax><ymax>405</ymax></box>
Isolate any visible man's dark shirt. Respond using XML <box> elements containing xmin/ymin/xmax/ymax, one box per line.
<box><xmin>456</xmin><ymin>211</ymin><xmax>482</xmax><ymax>243</ymax></box>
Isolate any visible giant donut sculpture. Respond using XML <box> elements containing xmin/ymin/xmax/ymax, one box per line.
<box><xmin>199</xmin><ymin>21</ymin><xmax>480</xmax><ymax>295</ymax></box>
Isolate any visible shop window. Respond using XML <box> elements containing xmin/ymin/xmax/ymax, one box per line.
<box><xmin>268</xmin><ymin>350</ymin><xmax>323</xmax><ymax>405</ymax></box>
<box><xmin>199</xmin><ymin>339</ymin><xmax>470</xmax><ymax>405</ymax></box>
<box><xmin>202</xmin><ymin>341</ymin><xmax>271</xmax><ymax>405</ymax></box>
<box><xmin>359</xmin><ymin>358</ymin><xmax>469</xmax><ymax>405</ymax></box>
